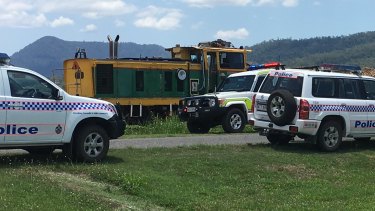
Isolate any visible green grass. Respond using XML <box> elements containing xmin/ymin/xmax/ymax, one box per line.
<box><xmin>1</xmin><ymin>141</ymin><xmax>375</xmax><ymax>210</ymax></box>
<box><xmin>124</xmin><ymin>115</ymin><xmax>255</xmax><ymax>138</ymax></box>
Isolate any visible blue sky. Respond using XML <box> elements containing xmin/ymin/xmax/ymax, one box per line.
<box><xmin>1</xmin><ymin>0</ymin><xmax>374</xmax><ymax>55</ymax></box>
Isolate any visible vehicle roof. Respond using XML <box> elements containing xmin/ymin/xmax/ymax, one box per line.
<box><xmin>272</xmin><ymin>68</ymin><xmax>375</xmax><ymax>80</ymax></box>
<box><xmin>228</xmin><ymin>69</ymin><xmax>271</xmax><ymax>77</ymax></box>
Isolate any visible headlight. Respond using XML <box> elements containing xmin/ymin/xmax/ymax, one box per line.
<box><xmin>195</xmin><ymin>99</ymin><xmax>200</xmax><ymax>106</ymax></box>
<box><xmin>208</xmin><ymin>98</ymin><xmax>216</xmax><ymax>107</ymax></box>
<box><xmin>187</xmin><ymin>100</ymin><xmax>192</xmax><ymax>106</ymax></box>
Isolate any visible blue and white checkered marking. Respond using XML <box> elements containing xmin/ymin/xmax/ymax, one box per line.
<box><xmin>3</xmin><ymin>101</ymin><xmax>114</xmax><ymax>112</ymax></box>
<box><xmin>310</xmin><ymin>104</ymin><xmax>370</xmax><ymax>112</ymax></box>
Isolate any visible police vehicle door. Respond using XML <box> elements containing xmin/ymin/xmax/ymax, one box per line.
<box><xmin>0</xmin><ymin>71</ymin><xmax>6</xmax><ymax>143</ymax></box>
<box><xmin>362</xmin><ymin>79</ymin><xmax>375</xmax><ymax>135</ymax></box>
<box><xmin>341</xmin><ymin>78</ymin><xmax>368</xmax><ymax>135</ymax></box>
<box><xmin>4</xmin><ymin>70</ymin><xmax>66</xmax><ymax>143</ymax></box>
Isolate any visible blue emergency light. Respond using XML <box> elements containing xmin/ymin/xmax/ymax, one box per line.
<box><xmin>0</xmin><ymin>53</ymin><xmax>10</xmax><ymax>65</ymax></box>
<box><xmin>320</xmin><ymin>64</ymin><xmax>361</xmax><ymax>73</ymax></box>
<box><xmin>248</xmin><ymin>62</ymin><xmax>284</xmax><ymax>71</ymax></box>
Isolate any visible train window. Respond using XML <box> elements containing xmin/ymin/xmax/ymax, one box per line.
<box><xmin>165</xmin><ymin>72</ymin><xmax>172</xmax><ymax>91</ymax></box>
<box><xmin>96</xmin><ymin>64</ymin><xmax>113</xmax><ymax>94</ymax></box>
<box><xmin>136</xmin><ymin>71</ymin><xmax>144</xmax><ymax>91</ymax></box>
<box><xmin>219</xmin><ymin>52</ymin><xmax>244</xmax><ymax>69</ymax></box>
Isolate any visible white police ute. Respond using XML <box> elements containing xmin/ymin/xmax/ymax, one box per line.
<box><xmin>249</xmin><ymin>65</ymin><xmax>375</xmax><ymax>151</ymax></box>
<box><xmin>0</xmin><ymin>53</ymin><xmax>125</xmax><ymax>162</ymax></box>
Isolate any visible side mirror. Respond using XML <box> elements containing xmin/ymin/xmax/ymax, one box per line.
<box><xmin>53</xmin><ymin>89</ymin><xmax>63</xmax><ymax>101</ymax></box>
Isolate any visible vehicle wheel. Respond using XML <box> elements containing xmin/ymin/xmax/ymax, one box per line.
<box><xmin>267</xmin><ymin>90</ymin><xmax>297</xmax><ymax>126</ymax></box>
<box><xmin>24</xmin><ymin>147</ymin><xmax>55</xmax><ymax>155</ymax></box>
<box><xmin>187</xmin><ymin>120</ymin><xmax>210</xmax><ymax>133</ymax></box>
<box><xmin>266</xmin><ymin>133</ymin><xmax>291</xmax><ymax>145</ymax></box>
<box><xmin>222</xmin><ymin>108</ymin><xmax>246</xmax><ymax>133</ymax></box>
<box><xmin>74</xmin><ymin>125</ymin><xmax>109</xmax><ymax>162</ymax></box>
<box><xmin>317</xmin><ymin>121</ymin><xmax>342</xmax><ymax>152</ymax></box>
<box><xmin>354</xmin><ymin>137</ymin><xmax>371</xmax><ymax>141</ymax></box>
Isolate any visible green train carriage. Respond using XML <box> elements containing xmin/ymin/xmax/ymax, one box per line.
<box><xmin>63</xmin><ymin>39</ymin><xmax>250</xmax><ymax>121</ymax></box>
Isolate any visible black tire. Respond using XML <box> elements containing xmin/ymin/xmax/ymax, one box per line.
<box><xmin>266</xmin><ymin>133</ymin><xmax>291</xmax><ymax>145</ymax></box>
<box><xmin>187</xmin><ymin>120</ymin><xmax>210</xmax><ymax>134</ymax></box>
<box><xmin>74</xmin><ymin>125</ymin><xmax>109</xmax><ymax>162</ymax></box>
<box><xmin>354</xmin><ymin>137</ymin><xmax>371</xmax><ymax>141</ymax></box>
<box><xmin>24</xmin><ymin>146</ymin><xmax>55</xmax><ymax>155</ymax></box>
<box><xmin>317</xmin><ymin>121</ymin><xmax>342</xmax><ymax>152</ymax></box>
<box><xmin>222</xmin><ymin>108</ymin><xmax>246</xmax><ymax>133</ymax></box>
<box><xmin>267</xmin><ymin>90</ymin><xmax>297</xmax><ymax>126</ymax></box>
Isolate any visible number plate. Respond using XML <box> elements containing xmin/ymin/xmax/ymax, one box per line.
<box><xmin>256</xmin><ymin>104</ymin><xmax>267</xmax><ymax>111</ymax></box>
<box><xmin>186</xmin><ymin>107</ymin><xmax>196</xmax><ymax>113</ymax></box>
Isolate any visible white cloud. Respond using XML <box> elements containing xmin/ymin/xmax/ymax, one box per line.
<box><xmin>115</xmin><ymin>19</ymin><xmax>125</xmax><ymax>27</ymax></box>
<box><xmin>183</xmin><ymin>0</ymin><xmax>299</xmax><ymax>7</ymax></box>
<box><xmin>134</xmin><ymin>6</ymin><xmax>183</xmax><ymax>30</ymax></box>
<box><xmin>253</xmin><ymin>0</ymin><xmax>299</xmax><ymax>7</ymax></box>
<box><xmin>80</xmin><ymin>24</ymin><xmax>97</xmax><ymax>32</ymax></box>
<box><xmin>0</xmin><ymin>0</ymin><xmax>48</xmax><ymax>28</ymax></box>
<box><xmin>183</xmin><ymin>0</ymin><xmax>251</xmax><ymax>7</ymax></box>
<box><xmin>50</xmin><ymin>16</ymin><xmax>74</xmax><ymax>27</ymax></box>
<box><xmin>39</xmin><ymin>0</ymin><xmax>137</xmax><ymax>19</ymax></box>
<box><xmin>281</xmin><ymin>0</ymin><xmax>298</xmax><ymax>7</ymax></box>
<box><xmin>215</xmin><ymin>28</ymin><xmax>249</xmax><ymax>40</ymax></box>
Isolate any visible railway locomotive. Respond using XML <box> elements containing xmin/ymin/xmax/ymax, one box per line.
<box><xmin>64</xmin><ymin>37</ymin><xmax>250</xmax><ymax>121</ymax></box>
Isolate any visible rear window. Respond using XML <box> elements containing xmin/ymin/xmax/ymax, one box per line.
<box><xmin>218</xmin><ymin>75</ymin><xmax>255</xmax><ymax>92</ymax></box>
<box><xmin>259</xmin><ymin>75</ymin><xmax>303</xmax><ymax>97</ymax></box>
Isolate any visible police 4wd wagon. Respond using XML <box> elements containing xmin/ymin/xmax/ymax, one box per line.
<box><xmin>178</xmin><ymin>63</ymin><xmax>284</xmax><ymax>133</ymax></box>
<box><xmin>250</xmin><ymin>65</ymin><xmax>375</xmax><ymax>151</ymax></box>
<box><xmin>0</xmin><ymin>53</ymin><xmax>125</xmax><ymax>162</ymax></box>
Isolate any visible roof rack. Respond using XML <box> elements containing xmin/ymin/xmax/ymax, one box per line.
<box><xmin>247</xmin><ymin>62</ymin><xmax>285</xmax><ymax>71</ymax></box>
<box><xmin>292</xmin><ymin>66</ymin><xmax>319</xmax><ymax>71</ymax></box>
<box><xmin>0</xmin><ymin>53</ymin><xmax>10</xmax><ymax>65</ymax></box>
<box><xmin>319</xmin><ymin>64</ymin><xmax>362</xmax><ymax>74</ymax></box>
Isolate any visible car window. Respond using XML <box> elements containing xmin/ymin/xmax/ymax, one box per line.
<box><xmin>342</xmin><ymin>79</ymin><xmax>364</xmax><ymax>99</ymax></box>
<box><xmin>253</xmin><ymin>75</ymin><xmax>266</xmax><ymax>92</ymax></box>
<box><xmin>259</xmin><ymin>75</ymin><xmax>303</xmax><ymax>97</ymax></box>
<box><xmin>312</xmin><ymin>78</ymin><xmax>341</xmax><ymax>98</ymax></box>
<box><xmin>218</xmin><ymin>75</ymin><xmax>255</xmax><ymax>92</ymax></box>
<box><xmin>8</xmin><ymin>70</ymin><xmax>56</xmax><ymax>99</ymax></box>
<box><xmin>363</xmin><ymin>80</ymin><xmax>375</xmax><ymax>100</ymax></box>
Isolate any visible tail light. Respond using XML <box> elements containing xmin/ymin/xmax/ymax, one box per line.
<box><xmin>251</xmin><ymin>94</ymin><xmax>256</xmax><ymax>112</ymax></box>
<box><xmin>299</xmin><ymin>99</ymin><xmax>310</xmax><ymax>119</ymax></box>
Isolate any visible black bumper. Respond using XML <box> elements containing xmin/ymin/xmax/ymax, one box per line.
<box><xmin>178</xmin><ymin>106</ymin><xmax>227</xmax><ymax>124</ymax></box>
<box><xmin>108</xmin><ymin>115</ymin><xmax>126</xmax><ymax>138</ymax></box>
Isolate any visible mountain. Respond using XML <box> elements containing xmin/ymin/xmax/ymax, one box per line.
<box><xmin>11</xmin><ymin>32</ymin><xmax>375</xmax><ymax>77</ymax></box>
<box><xmin>249</xmin><ymin>31</ymin><xmax>375</xmax><ymax>68</ymax></box>
<box><xmin>11</xmin><ymin>36</ymin><xmax>170</xmax><ymax>76</ymax></box>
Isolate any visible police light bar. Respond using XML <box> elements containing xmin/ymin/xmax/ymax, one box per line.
<box><xmin>248</xmin><ymin>62</ymin><xmax>284</xmax><ymax>71</ymax></box>
<box><xmin>0</xmin><ymin>53</ymin><xmax>10</xmax><ymax>65</ymax></box>
<box><xmin>320</xmin><ymin>64</ymin><xmax>361</xmax><ymax>73</ymax></box>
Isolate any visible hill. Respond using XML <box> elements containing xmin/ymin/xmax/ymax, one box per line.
<box><xmin>11</xmin><ymin>36</ymin><xmax>170</xmax><ymax>76</ymax></box>
<box><xmin>10</xmin><ymin>32</ymin><xmax>375</xmax><ymax>77</ymax></box>
<box><xmin>249</xmin><ymin>31</ymin><xmax>375</xmax><ymax>68</ymax></box>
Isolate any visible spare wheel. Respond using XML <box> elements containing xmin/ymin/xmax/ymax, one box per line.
<box><xmin>267</xmin><ymin>89</ymin><xmax>297</xmax><ymax>126</ymax></box>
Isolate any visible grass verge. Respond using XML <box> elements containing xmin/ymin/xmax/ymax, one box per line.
<box><xmin>1</xmin><ymin>141</ymin><xmax>375</xmax><ymax>210</ymax></box>
<box><xmin>124</xmin><ymin>115</ymin><xmax>255</xmax><ymax>138</ymax></box>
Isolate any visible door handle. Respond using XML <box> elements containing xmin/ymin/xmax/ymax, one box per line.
<box><xmin>340</xmin><ymin>103</ymin><xmax>346</xmax><ymax>106</ymax></box>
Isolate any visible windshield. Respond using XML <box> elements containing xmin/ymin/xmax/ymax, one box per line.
<box><xmin>259</xmin><ymin>75</ymin><xmax>303</xmax><ymax>97</ymax></box>
<box><xmin>218</xmin><ymin>75</ymin><xmax>255</xmax><ymax>92</ymax></box>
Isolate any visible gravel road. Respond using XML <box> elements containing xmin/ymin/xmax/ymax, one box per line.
<box><xmin>110</xmin><ymin>133</ymin><xmax>269</xmax><ymax>149</ymax></box>
<box><xmin>0</xmin><ymin>133</ymin><xmax>269</xmax><ymax>155</ymax></box>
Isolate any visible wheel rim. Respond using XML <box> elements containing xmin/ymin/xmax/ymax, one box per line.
<box><xmin>323</xmin><ymin>126</ymin><xmax>339</xmax><ymax>147</ymax></box>
<box><xmin>84</xmin><ymin>132</ymin><xmax>104</xmax><ymax>157</ymax></box>
<box><xmin>270</xmin><ymin>96</ymin><xmax>285</xmax><ymax>117</ymax></box>
<box><xmin>230</xmin><ymin>114</ymin><xmax>242</xmax><ymax>130</ymax></box>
